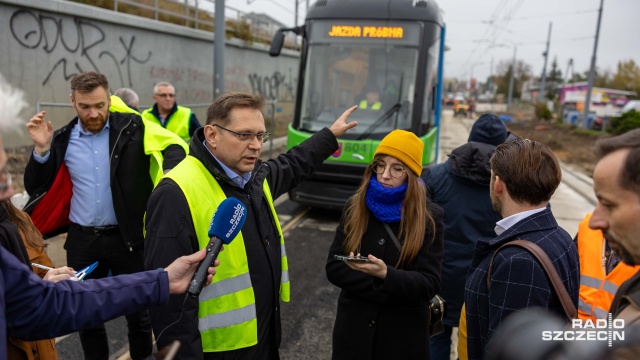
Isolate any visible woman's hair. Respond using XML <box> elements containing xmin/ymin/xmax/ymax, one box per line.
<box><xmin>342</xmin><ymin>155</ymin><xmax>435</xmax><ymax>268</ymax></box>
<box><xmin>1</xmin><ymin>200</ymin><xmax>46</xmax><ymax>250</ymax></box>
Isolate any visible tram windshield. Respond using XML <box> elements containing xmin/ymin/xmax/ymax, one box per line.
<box><xmin>299</xmin><ymin>21</ymin><xmax>422</xmax><ymax>138</ymax></box>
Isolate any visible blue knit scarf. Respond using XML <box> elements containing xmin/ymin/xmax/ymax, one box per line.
<box><xmin>365</xmin><ymin>176</ymin><xmax>407</xmax><ymax>222</ymax></box>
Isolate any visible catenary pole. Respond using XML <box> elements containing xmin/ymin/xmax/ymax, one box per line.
<box><xmin>214</xmin><ymin>0</ymin><xmax>225</xmax><ymax>98</ymax></box>
<box><xmin>538</xmin><ymin>22</ymin><xmax>552</xmax><ymax>103</ymax></box>
<box><xmin>581</xmin><ymin>0</ymin><xmax>604</xmax><ymax>127</ymax></box>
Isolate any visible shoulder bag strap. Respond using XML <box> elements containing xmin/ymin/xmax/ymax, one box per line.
<box><xmin>383</xmin><ymin>223</ymin><xmax>402</xmax><ymax>252</ymax></box>
<box><xmin>487</xmin><ymin>239</ymin><xmax>577</xmax><ymax>319</ymax></box>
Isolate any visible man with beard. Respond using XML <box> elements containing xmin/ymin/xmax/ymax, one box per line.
<box><xmin>589</xmin><ymin>129</ymin><xmax>640</xmax><ymax>322</ymax></box>
<box><xmin>23</xmin><ymin>71</ymin><xmax>187</xmax><ymax>360</ymax></box>
<box><xmin>463</xmin><ymin>139</ymin><xmax>580</xmax><ymax>360</ymax></box>
<box><xmin>575</xmin><ymin>211</ymin><xmax>640</xmax><ymax>322</ymax></box>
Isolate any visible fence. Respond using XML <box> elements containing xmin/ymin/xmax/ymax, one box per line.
<box><xmin>96</xmin><ymin>0</ymin><xmax>300</xmax><ymax>47</ymax></box>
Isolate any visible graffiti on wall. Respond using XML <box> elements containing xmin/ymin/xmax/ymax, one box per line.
<box><xmin>9</xmin><ymin>9</ymin><xmax>152</xmax><ymax>87</ymax></box>
<box><xmin>247</xmin><ymin>70</ymin><xmax>296</xmax><ymax>101</ymax></box>
<box><xmin>150</xmin><ymin>66</ymin><xmax>214</xmax><ymax>102</ymax></box>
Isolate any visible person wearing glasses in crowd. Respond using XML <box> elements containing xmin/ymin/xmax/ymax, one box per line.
<box><xmin>326</xmin><ymin>130</ymin><xmax>444</xmax><ymax>359</ymax></box>
<box><xmin>142</xmin><ymin>81</ymin><xmax>201</xmax><ymax>142</ymax></box>
<box><xmin>144</xmin><ymin>92</ymin><xmax>358</xmax><ymax>359</ymax></box>
<box><xmin>23</xmin><ymin>71</ymin><xmax>187</xmax><ymax>360</ymax></box>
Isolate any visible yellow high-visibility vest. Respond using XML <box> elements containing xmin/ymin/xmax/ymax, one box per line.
<box><xmin>166</xmin><ymin>156</ymin><xmax>290</xmax><ymax>352</ymax></box>
<box><xmin>359</xmin><ymin>99</ymin><xmax>382</xmax><ymax>110</ymax></box>
<box><xmin>142</xmin><ymin>105</ymin><xmax>192</xmax><ymax>142</ymax></box>
<box><xmin>109</xmin><ymin>95</ymin><xmax>188</xmax><ymax>186</ymax></box>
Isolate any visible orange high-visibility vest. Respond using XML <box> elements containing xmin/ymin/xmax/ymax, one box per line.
<box><xmin>577</xmin><ymin>213</ymin><xmax>640</xmax><ymax>321</ymax></box>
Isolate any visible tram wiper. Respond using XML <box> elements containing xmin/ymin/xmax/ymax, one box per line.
<box><xmin>356</xmin><ymin>103</ymin><xmax>401</xmax><ymax>140</ymax></box>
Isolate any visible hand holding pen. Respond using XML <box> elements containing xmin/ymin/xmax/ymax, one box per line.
<box><xmin>32</xmin><ymin>263</ymin><xmax>77</xmax><ymax>283</ymax></box>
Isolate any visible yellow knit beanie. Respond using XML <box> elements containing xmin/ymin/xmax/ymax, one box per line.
<box><xmin>373</xmin><ymin>130</ymin><xmax>424</xmax><ymax>176</ymax></box>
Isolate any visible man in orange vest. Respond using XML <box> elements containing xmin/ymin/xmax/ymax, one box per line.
<box><xmin>576</xmin><ymin>212</ymin><xmax>640</xmax><ymax>321</ymax></box>
<box><xmin>589</xmin><ymin>129</ymin><xmax>640</xmax><ymax>326</ymax></box>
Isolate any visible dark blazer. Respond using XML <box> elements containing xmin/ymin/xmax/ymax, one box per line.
<box><xmin>326</xmin><ymin>199</ymin><xmax>444</xmax><ymax>360</ymax></box>
<box><xmin>464</xmin><ymin>207</ymin><xmax>580</xmax><ymax>360</ymax></box>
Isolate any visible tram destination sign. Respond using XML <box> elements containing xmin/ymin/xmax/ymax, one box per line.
<box><xmin>328</xmin><ymin>25</ymin><xmax>404</xmax><ymax>39</ymax></box>
<box><xmin>311</xmin><ymin>21</ymin><xmax>421</xmax><ymax>45</ymax></box>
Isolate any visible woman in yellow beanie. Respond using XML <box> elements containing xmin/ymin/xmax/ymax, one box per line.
<box><xmin>326</xmin><ymin>129</ymin><xmax>444</xmax><ymax>359</ymax></box>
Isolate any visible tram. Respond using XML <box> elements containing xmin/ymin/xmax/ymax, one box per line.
<box><xmin>270</xmin><ymin>0</ymin><xmax>445</xmax><ymax>209</ymax></box>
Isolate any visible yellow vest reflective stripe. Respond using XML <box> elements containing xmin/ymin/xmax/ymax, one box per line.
<box><xmin>263</xmin><ymin>179</ymin><xmax>290</xmax><ymax>301</ymax></box>
<box><xmin>142</xmin><ymin>105</ymin><xmax>192</xmax><ymax>142</ymax></box>
<box><xmin>166</xmin><ymin>156</ymin><xmax>289</xmax><ymax>352</ymax></box>
<box><xmin>577</xmin><ymin>212</ymin><xmax>640</xmax><ymax>321</ymax></box>
<box><xmin>109</xmin><ymin>95</ymin><xmax>188</xmax><ymax>186</ymax></box>
<box><xmin>359</xmin><ymin>99</ymin><xmax>382</xmax><ymax>110</ymax></box>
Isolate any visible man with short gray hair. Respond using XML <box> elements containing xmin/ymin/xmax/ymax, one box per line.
<box><xmin>114</xmin><ymin>87</ymin><xmax>140</xmax><ymax>111</ymax></box>
<box><xmin>142</xmin><ymin>81</ymin><xmax>201</xmax><ymax>142</ymax></box>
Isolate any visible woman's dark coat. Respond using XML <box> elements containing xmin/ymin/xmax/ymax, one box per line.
<box><xmin>326</xmin><ymin>198</ymin><xmax>444</xmax><ymax>360</ymax></box>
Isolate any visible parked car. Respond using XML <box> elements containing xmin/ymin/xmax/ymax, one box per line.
<box><xmin>443</xmin><ymin>93</ymin><xmax>455</xmax><ymax>106</ymax></box>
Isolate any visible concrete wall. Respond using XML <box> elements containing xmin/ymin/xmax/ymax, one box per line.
<box><xmin>0</xmin><ymin>0</ymin><xmax>299</xmax><ymax>147</ymax></box>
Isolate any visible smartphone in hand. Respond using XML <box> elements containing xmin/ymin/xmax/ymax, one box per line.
<box><xmin>334</xmin><ymin>255</ymin><xmax>371</xmax><ymax>263</ymax></box>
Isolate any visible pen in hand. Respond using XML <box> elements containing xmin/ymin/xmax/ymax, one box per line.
<box><xmin>31</xmin><ymin>263</ymin><xmax>53</xmax><ymax>271</ymax></box>
<box><xmin>32</xmin><ymin>263</ymin><xmax>78</xmax><ymax>281</ymax></box>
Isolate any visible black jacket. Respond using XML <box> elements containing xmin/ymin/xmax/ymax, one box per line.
<box><xmin>422</xmin><ymin>141</ymin><xmax>502</xmax><ymax>326</ymax></box>
<box><xmin>144</xmin><ymin>127</ymin><xmax>340</xmax><ymax>360</ymax></box>
<box><xmin>325</xmin><ymin>199</ymin><xmax>444</xmax><ymax>360</ymax></box>
<box><xmin>23</xmin><ymin>112</ymin><xmax>186</xmax><ymax>250</ymax></box>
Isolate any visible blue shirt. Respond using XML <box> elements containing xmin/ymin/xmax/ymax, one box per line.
<box><xmin>202</xmin><ymin>140</ymin><xmax>251</xmax><ymax>188</ymax></box>
<box><xmin>34</xmin><ymin>120</ymin><xmax>117</xmax><ymax>226</ymax></box>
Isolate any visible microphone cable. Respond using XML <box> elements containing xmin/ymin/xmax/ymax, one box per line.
<box><xmin>154</xmin><ymin>295</ymin><xmax>189</xmax><ymax>346</ymax></box>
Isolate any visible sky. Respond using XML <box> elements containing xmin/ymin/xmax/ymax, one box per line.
<box><xmin>228</xmin><ymin>0</ymin><xmax>640</xmax><ymax>83</ymax></box>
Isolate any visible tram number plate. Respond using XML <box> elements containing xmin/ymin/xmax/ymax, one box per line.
<box><xmin>344</xmin><ymin>143</ymin><xmax>368</xmax><ymax>153</ymax></box>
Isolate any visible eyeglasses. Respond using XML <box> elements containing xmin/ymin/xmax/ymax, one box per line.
<box><xmin>372</xmin><ymin>161</ymin><xmax>407</xmax><ymax>178</ymax></box>
<box><xmin>214</xmin><ymin>124</ymin><xmax>271</xmax><ymax>143</ymax></box>
<box><xmin>0</xmin><ymin>170</ymin><xmax>12</xmax><ymax>194</ymax></box>
<box><xmin>155</xmin><ymin>93</ymin><xmax>175</xmax><ymax>98</ymax></box>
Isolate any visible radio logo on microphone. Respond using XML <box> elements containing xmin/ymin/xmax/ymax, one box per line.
<box><xmin>226</xmin><ymin>203</ymin><xmax>245</xmax><ymax>239</ymax></box>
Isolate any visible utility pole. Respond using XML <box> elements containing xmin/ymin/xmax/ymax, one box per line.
<box><xmin>507</xmin><ymin>45</ymin><xmax>517</xmax><ymax>109</ymax></box>
<box><xmin>562</xmin><ymin>58</ymin><xmax>574</xmax><ymax>86</ymax></box>
<box><xmin>582</xmin><ymin>0</ymin><xmax>604</xmax><ymax>127</ymax></box>
<box><xmin>294</xmin><ymin>0</ymin><xmax>298</xmax><ymax>26</ymax></box>
<box><xmin>489</xmin><ymin>57</ymin><xmax>494</xmax><ymax>97</ymax></box>
<box><xmin>538</xmin><ymin>22</ymin><xmax>552</xmax><ymax>103</ymax></box>
<box><xmin>214</xmin><ymin>0</ymin><xmax>225</xmax><ymax>98</ymax></box>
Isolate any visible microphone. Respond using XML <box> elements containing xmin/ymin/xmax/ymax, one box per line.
<box><xmin>187</xmin><ymin>197</ymin><xmax>247</xmax><ymax>297</ymax></box>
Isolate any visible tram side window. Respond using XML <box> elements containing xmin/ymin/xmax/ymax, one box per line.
<box><xmin>422</xmin><ymin>35</ymin><xmax>440</xmax><ymax>133</ymax></box>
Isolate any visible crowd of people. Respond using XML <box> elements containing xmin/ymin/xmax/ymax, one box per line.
<box><xmin>1</xmin><ymin>71</ymin><xmax>640</xmax><ymax>360</ymax></box>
